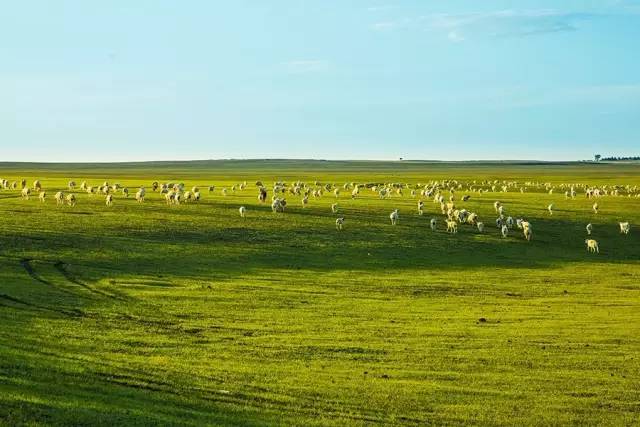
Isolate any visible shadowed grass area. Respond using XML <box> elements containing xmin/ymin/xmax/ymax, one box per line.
<box><xmin>1</xmin><ymin>160</ymin><xmax>639</xmax><ymax>425</ymax></box>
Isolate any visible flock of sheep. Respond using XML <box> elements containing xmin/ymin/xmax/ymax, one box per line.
<box><xmin>2</xmin><ymin>177</ymin><xmax>635</xmax><ymax>253</ymax></box>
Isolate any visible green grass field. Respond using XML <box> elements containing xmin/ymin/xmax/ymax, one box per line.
<box><xmin>0</xmin><ymin>160</ymin><xmax>638</xmax><ymax>426</ymax></box>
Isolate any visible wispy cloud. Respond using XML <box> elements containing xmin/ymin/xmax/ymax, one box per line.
<box><xmin>367</xmin><ymin>5</ymin><xmax>394</xmax><ymax>13</ymax></box>
<box><xmin>423</xmin><ymin>10</ymin><xmax>593</xmax><ymax>39</ymax></box>
<box><xmin>447</xmin><ymin>31</ymin><xmax>464</xmax><ymax>43</ymax></box>
<box><xmin>369</xmin><ymin>8</ymin><xmax>613</xmax><ymax>41</ymax></box>
<box><xmin>283</xmin><ymin>60</ymin><xmax>330</xmax><ymax>73</ymax></box>
<box><xmin>371</xmin><ymin>21</ymin><xmax>397</xmax><ymax>31</ymax></box>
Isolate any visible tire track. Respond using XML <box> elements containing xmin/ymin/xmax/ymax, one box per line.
<box><xmin>19</xmin><ymin>258</ymin><xmax>79</xmax><ymax>297</ymax></box>
<box><xmin>0</xmin><ymin>293</ymin><xmax>84</xmax><ymax>318</ymax></box>
<box><xmin>53</xmin><ymin>261</ymin><xmax>124</xmax><ymax>300</ymax></box>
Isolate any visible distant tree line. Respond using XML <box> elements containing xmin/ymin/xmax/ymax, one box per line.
<box><xmin>599</xmin><ymin>156</ymin><xmax>640</xmax><ymax>161</ymax></box>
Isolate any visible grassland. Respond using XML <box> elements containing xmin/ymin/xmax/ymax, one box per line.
<box><xmin>0</xmin><ymin>160</ymin><xmax>638</xmax><ymax>426</ymax></box>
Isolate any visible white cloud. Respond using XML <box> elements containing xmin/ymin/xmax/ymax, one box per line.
<box><xmin>447</xmin><ymin>31</ymin><xmax>464</xmax><ymax>42</ymax></box>
<box><xmin>368</xmin><ymin>8</ymin><xmax>608</xmax><ymax>41</ymax></box>
<box><xmin>371</xmin><ymin>21</ymin><xmax>396</xmax><ymax>31</ymax></box>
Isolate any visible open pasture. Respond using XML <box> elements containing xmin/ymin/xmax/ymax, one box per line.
<box><xmin>0</xmin><ymin>160</ymin><xmax>639</xmax><ymax>426</ymax></box>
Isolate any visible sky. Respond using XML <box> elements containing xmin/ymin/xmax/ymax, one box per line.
<box><xmin>1</xmin><ymin>0</ymin><xmax>640</xmax><ymax>162</ymax></box>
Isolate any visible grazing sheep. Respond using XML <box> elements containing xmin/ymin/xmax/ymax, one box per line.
<box><xmin>619</xmin><ymin>222</ymin><xmax>630</xmax><ymax>235</ymax></box>
<box><xmin>523</xmin><ymin>226</ymin><xmax>532</xmax><ymax>241</ymax></box>
<box><xmin>462</xmin><ymin>195</ymin><xmax>471</xmax><ymax>202</ymax></box>
<box><xmin>66</xmin><ymin>194</ymin><xmax>76</xmax><ymax>207</ymax></box>
<box><xmin>477</xmin><ymin>222</ymin><xmax>484</xmax><ymax>233</ymax></box>
<box><xmin>136</xmin><ymin>188</ymin><xmax>145</xmax><ymax>203</ymax></box>
<box><xmin>331</xmin><ymin>203</ymin><xmax>338</xmax><ymax>213</ymax></box>
<box><xmin>335</xmin><ymin>217</ymin><xmax>344</xmax><ymax>230</ymax></box>
<box><xmin>222</xmin><ymin>188</ymin><xmax>227</xmax><ymax>196</ymax></box>
<box><xmin>152</xmin><ymin>181</ymin><xmax>159</xmax><ymax>192</ymax></box>
<box><xmin>389</xmin><ymin>209</ymin><xmax>399</xmax><ymax>225</ymax></box>
<box><xmin>239</xmin><ymin>206</ymin><xmax>246</xmax><ymax>218</ymax></box>
<box><xmin>586</xmin><ymin>223</ymin><xmax>593</xmax><ymax>235</ymax></box>
<box><xmin>430</xmin><ymin>218</ymin><xmax>437</xmax><ymax>231</ymax></box>
<box><xmin>466</xmin><ymin>212</ymin><xmax>478</xmax><ymax>225</ymax></box>
<box><xmin>506</xmin><ymin>216</ymin><xmax>514</xmax><ymax>228</ymax></box>
<box><xmin>122</xmin><ymin>188</ymin><xmax>129</xmax><ymax>197</ymax></box>
<box><xmin>547</xmin><ymin>203</ymin><xmax>554</xmax><ymax>215</ymax></box>
<box><xmin>495</xmin><ymin>217</ymin><xmax>504</xmax><ymax>228</ymax></box>
<box><xmin>208</xmin><ymin>186</ymin><xmax>215</xmax><ymax>193</ymax></box>
<box><xmin>258</xmin><ymin>187</ymin><xmax>267</xmax><ymax>203</ymax></box>
<box><xmin>501</xmin><ymin>224</ymin><xmax>509</xmax><ymax>238</ymax></box>
<box><xmin>446</xmin><ymin>220</ymin><xmax>458</xmax><ymax>233</ymax></box>
<box><xmin>334</xmin><ymin>188</ymin><xmax>340</xmax><ymax>198</ymax></box>
<box><xmin>165</xmin><ymin>191</ymin><xmax>175</xmax><ymax>205</ymax></box>
<box><xmin>494</xmin><ymin>201</ymin><xmax>501</xmax><ymax>213</ymax></box>
<box><xmin>302</xmin><ymin>195</ymin><xmax>309</xmax><ymax>208</ymax></box>
<box><xmin>271</xmin><ymin>198</ymin><xmax>286</xmax><ymax>212</ymax></box>
<box><xmin>20</xmin><ymin>179</ymin><xmax>27</xmax><ymax>189</ymax></box>
<box><xmin>585</xmin><ymin>239</ymin><xmax>599</xmax><ymax>253</ymax></box>
<box><xmin>33</xmin><ymin>180</ymin><xmax>42</xmax><ymax>191</ymax></box>
<box><xmin>21</xmin><ymin>187</ymin><xmax>30</xmax><ymax>200</ymax></box>
<box><xmin>592</xmin><ymin>202</ymin><xmax>599</xmax><ymax>214</ymax></box>
<box><xmin>68</xmin><ymin>181</ymin><xmax>76</xmax><ymax>190</ymax></box>
<box><xmin>55</xmin><ymin>191</ymin><xmax>65</xmax><ymax>206</ymax></box>
<box><xmin>39</xmin><ymin>191</ymin><xmax>46</xmax><ymax>202</ymax></box>
<box><xmin>105</xmin><ymin>194</ymin><xmax>113</xmax><ymax>206</ymax></box>
<box><xmin>417</xmin><ymin>200</ymin><xmax>424</xmax><ymax>216</ymax></box>
<box><xmin>193</xmin><ymin>191</ymin><xmax>200</xmax><ymax>202</ymax></box>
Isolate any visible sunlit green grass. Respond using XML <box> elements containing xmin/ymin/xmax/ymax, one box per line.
<box><xmin>0</xmin><ymin>160</ymin><xmax>639</xmax><ymax>426</ymax></box>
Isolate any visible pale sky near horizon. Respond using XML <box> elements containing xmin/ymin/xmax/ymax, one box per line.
<box><xmin>2</xmin><ymin>1</ymin><xmax>640</xmax><ymax>162</ymax></box>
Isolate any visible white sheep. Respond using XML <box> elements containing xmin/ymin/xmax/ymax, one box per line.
<box><xmin>523</xmin><ymin>226</ymin><xmax>532</xmax><ymax>241</ymax></box>
<box><xmin>55</xmin><ymin>191</ymin><xmax>65</xmax><ymax>206</ymax></box>
<box><xmin>122</xmin><ymin>188</ymin><xmax>129</xmax><ymax>197</ymax></box>
<box><xmin>335</xmin><ymin>217</ymin><xmax>344</xmax><ymax>230</ymax></box>
<box><xmin>585</xmin><ymin>239</ymin><xmax>599</xmax><ymax>253</ymax></box>
<box><xmin>477</xmin><ymin>222</ymin><xmax>484</xmax><ymax>233</ymax></box>
<box><xmin>417</xmin><ymin>201</ymin><xmax>424</xmax><ymax>216</ymax></box>
<box><xmin>619</xmin><ymin>222</ymin><xmax>630</xmax><ymax>235</ymax></box>
<box><xmin>136</xmin><ymin>188</ymin><xmax>145</xmax><ymax>203</ymax></box>
<box><xmin>271</xmin><ymin>198</ymin><xmax>287</xmax><ymax>213</ymax></box>
<box><xmin>105</xmin><ymin>194</ymin><xmax>113</xmax><ymax>206</ymax></box>
<box><xmin>68</xmin><ymin>181</ymin><xmax>76</xmax><ymax>190</ymax></box>
<box><xmin>389</xmin><ymin>209</ymin><xmax>399</xmax><ymax>225</ymax></box>
<box><xmin>446</xmin><ymin>220</ymin><xmax>458</xmax><ymax>233</ymax></box>
<box><xmin>239</xmin><ymin>206</ymin><xmax>246</xmax><ymax>218</ymax></box>
<box><xmin>331</xmin><ymin>203</ymin><xmax>338</xmax><ymax>213</ymax></box>
<box><xmin>501</xmin><ymin>224</ymin><xmax>509</xmax><ymax>238</ymax></box>
<box><xmin>39</xmin><ymin>191</ymin><xmax>46</xmax><ymax>202</ymax></box>
<box><xmin>193</xmin><ymin>191</ymin><xmax>201</xmax><ymax>202</ymax></box>
<box><xmin>586</xmin><ymin>223</ymin><xmax>593</xmax><ymax>235</ymax></box>
<box><xmin>33</xmin><ymin>180</ymin><xmax>42</xmax><ymax>191</ymax></box>
<box><xmin>21</xmin><ymin>187</ymin><xmax>31</xmax><ymax>200</ymax></box>
<box><xmin>66</xmin><ymin>194</ymin><xmax>76</xmax><ymax>207</ymax></box>
<box><xmin>592</xmin><ymin>202</ymin><xmax>599</xmax><ymax>214</ymax></box>
<box><xmin>430</xmin><ymin>218</ymin><xmax>437</xmax><ymax>231</ymax></box>
<box><xmin>547</xmin><ymin>203</ymin><xmax>554</xmax><ymax>215</ymax></box>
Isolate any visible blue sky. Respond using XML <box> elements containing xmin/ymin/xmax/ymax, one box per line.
<box><xmin>2</xmin><ymin>0</ymin><xmax>639</xmax><ymax>161</ymax></box>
